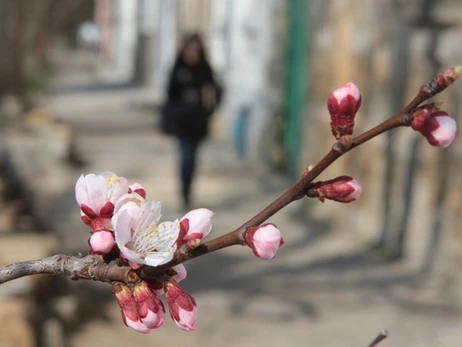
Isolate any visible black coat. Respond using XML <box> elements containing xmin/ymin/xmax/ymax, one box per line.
<box><xmin>162</xmin><ymin>58</ymin><xmax>217</xmax><ymax>141</ymax></box>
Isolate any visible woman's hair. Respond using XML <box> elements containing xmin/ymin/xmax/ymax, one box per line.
<box><xmin>175</xmin><ymin>32</ymin><xmax>208</xmax><ymax>66</ymax></box>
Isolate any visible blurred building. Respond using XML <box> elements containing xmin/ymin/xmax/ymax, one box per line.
<box><xmin>95</xmin><ymin>0</ymin><xmax>305</xmax><ymax>176</ymax></box>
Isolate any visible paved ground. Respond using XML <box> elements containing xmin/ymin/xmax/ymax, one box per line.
<box><xmin>41</xmin><ymin>59</ymin><xmax>462</xmax><ymax>347</ymax></box>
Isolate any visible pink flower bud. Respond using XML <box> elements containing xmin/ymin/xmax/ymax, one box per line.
<box><xmin>245</xmin><ymin>224</ymin><xmax>284</xmax><ymax>260</ymax></box>
<box><xmin>178</xmin><ymin>208</ymin><xmax>214</xmax><ymax>248</ymax></box>
<box><xmin>128</xmin><ymin>183</ymin><xmax>146</xmax><ymax>199</ymax></box>
<box><xmin>327</xmin><ymin>82</ymin><xmax>362</xmax><ymax>140</ymax></box>
<box><xmin>113</xmin><ymin>282</ymin><xmax>151</xmax><ymax>334</ymax></box>
<box><xmin>133</xmin><ymin>281</ymin><xmax>165</xmax><ymax>329</ymax></box>
<box><xmin>165</xmin><ymin>281</ymin><xmax>197</xmax><ymax>331</ymax></box>
<box><xmin>307</xmin><ymin>176</ymin><xmax>362</xmax><ymax>203</ymax></box>
<box><xmin>421</xmin><ymin>65</ymin><xmax>462</xmax><ymax>97</ymax></box>
<box><xmin>428</xmin><ymin>113</ymin><xmax>457</xmax><ymax>147</ymax></box>
<box><xmin>411</xmin><ymin>106</ymin><xmax>457</xmax><ymax>148</ymax></box>
<box><xmin>89</xmin><ymin>230</ymin><xmax>116</xmax><ymax>254</ymax></box>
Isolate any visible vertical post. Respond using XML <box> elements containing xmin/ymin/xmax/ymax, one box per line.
<box><xmin>285</xmin><ymin>0</ymin><xmax>308</xmax><ymax>179</ymax></box>
<box><xmin>378</xmin><ymin>18</ymin><xmax>410</xmax><ymax>251</ymax></box>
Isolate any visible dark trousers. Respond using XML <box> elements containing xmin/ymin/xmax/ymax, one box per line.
<box><xmin>179</xmin><ymin>138</ymin><xmax>200</xmax><ymax>205</ymax></box>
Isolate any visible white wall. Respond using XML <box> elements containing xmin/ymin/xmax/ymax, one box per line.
<box><xmin>115</xmin><ymin>0</ymin><xmax>138</xmax><ymax>80</ymax></box>
<box><xmin>210</xmin><ymin>0</ymin><xmax>287</xmax><ymax>164</ymax></box>
<box><xmin>155</xmin><ymin>0</ymin><xmax>177</xmax><ymax>94</ymax></box>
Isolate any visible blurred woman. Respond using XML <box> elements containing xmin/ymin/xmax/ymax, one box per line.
<box><xmin>162</xmin><ymin>33</ymin><xmax>221</xmax><ymax>208</ymax></box>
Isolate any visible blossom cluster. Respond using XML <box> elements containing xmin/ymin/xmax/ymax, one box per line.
<box><xmin>72</xmin><ymin>70</ymin><xmax>459</xmax><ymax>333</ymax></box>
<box><xmin>75</xmin><ymin>172</ymin><xmax>284</xmax><ymax>333</ymax></box>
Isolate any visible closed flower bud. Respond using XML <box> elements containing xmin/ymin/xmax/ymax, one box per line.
<box><xmin>307</xmin><ymin>176</ymin><xmax>362</xmax><ymax>203</ymax></box>
<box><xmin>128</xmin><ymin>183</ymin><xmax>146</xmax><ymax>199</ymax></box>
<box><xmin>178</xmin><ymin>208</ymin><xmax>214</xmax><ymax>250</ymax></box>
<box><xmin>245</xmin><ymin>224</ymin><xmax>284</xmax><ymax>260</ymax></box>
<box><xmin>112</xmin><ymin>282</ymin><xmax>151</xmax><ymax>334</ymax></box>
<box><xmin>421</xmin><ymin>65</ymin><xmax>462</xmax><ymax>97</ymax></box>
<box><xmin>133</xmin><ymin>281</ymin><xmax>165</xmax><ymax>329</ymax></box>
<box><xmin>410</xmin><ymin>103</ymin><xmax>440</xmax><ymax>132</ymax></box>
<box><xmin>411</xmin><ymin>106</ymin><xmax>457</xmax><ymax>148</ymax></box>
<box><xmin>327</xmin><ymin>82</ymin><xmax>362</xmax><ymax>140</ymax></box>
<box><xmin>164</xmin><ymin>281</ymin><xmax>197</xmax><ymax>331</ymax></box>
<box><xmin>89</xmin><ymin>230</ymin><xmax>116</xmax><ymax>254</ymax></box>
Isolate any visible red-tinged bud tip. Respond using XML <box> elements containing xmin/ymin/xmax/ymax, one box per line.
<box><xmin>133</xmin><ymin>281</ymin><xmax>165</xmax><ymax>329</ymax></box>
<box><xmin>327</xmin><ymin>82</ymin><xmax>362</xmax><ymax>140</ymax></box>
<box><xmin>307</xmin><ymin>176</ymin><xmax>362</xmax><ymax>203</ymax></box>
<box><xmin>245</xmin><ymin>223</ymin><xmax>284</xmax><ymax>260</ymax></box>
<box><xmin>421</xmin><ymin>65</ymin><xmax>462</xmax><ymax>97</ymax></box>
<box><xmin>410</xmin><ymin>104</ymin><xmax>441</xmax><ymax>132</ymax></box>
<box><xmin>128</xmin><ymin>183</ymin><xmax>147</xmax><ymax>199</ymax></box>
<box><xmin>144</xmin><ymin>278</ymin><xmax>165</xmax><ymax>296</ymax></box>
<box><xmin>165</xmin><ymin>281</ymin><xmax>197</xmax><ymax>331</ymax></box>
<box><xmin>89</xmin><ymin>230</ymin><xmax>115</xmax><ymax>254</ymax></box>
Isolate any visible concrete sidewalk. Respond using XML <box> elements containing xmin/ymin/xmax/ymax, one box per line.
<box><xmin>45</xmin><ymin>77</ymin><xmax>461</xmax><ymax>347</ymax></box>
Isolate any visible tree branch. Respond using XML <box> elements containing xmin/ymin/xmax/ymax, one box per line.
<box><xmin>366</xmin><ymin>329</ymin><xmax>389</xmax><ymax>347</ymax></box>
<box><xmin>0</xmin><ymin>254</ymin><xmax>134</xmax><ymax>285</ymax></box>
<box><xmin>0</xmin><ymin>68</ymin><xmax>456</xmax><ymax>284</ymax></box>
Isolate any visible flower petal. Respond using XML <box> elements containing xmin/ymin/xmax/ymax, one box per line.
<box><xmin>75</xmin><ymin>174</ymin><xmax>88</xmax><ymax>206</ymax></box>
<box><xmin>156</xmin><ymin>220</ymin><xmax>181</xmax><ymax>251</ymax></box>
<box><xmin>109</xmin><ymin>176</ymin><xmax>129</xmax><ymax>204</ymax></box>
<box><xmin>171</xmin><ymin>264</ymin><xmax>187</xmax><ymax>283</ymax></box>
<box><xmin>114</xmin><ymin>193</ymin><xmax>145</xmax><ymax>214</ymax></box>
<box><xmin>84</xmin><ymin>174</ymin><xmax>109</xmax><ymax>214</ymax></box>
<box><xmin>113</xmin><ymin>210</ymin><xmax>145</xmax><ymax>265</ymax></box>
<box><xmin>137</xmin><ymin>201</ymin><xmax>162</xmax><ymax>232</ymax></box>
<box><xmin>125</xmin><ymin>316</ymin><xmax>151</xmax><ymax>334</ymax></box>
<box><xmin>144</xmin><ymin>247</ymin><xmax>176</xmax><ymax>267</ymax></box>
<box><xmin>175</xmin><ymin>306</ymin><xmax>197</xmax><ymax>331</ymax></box>
<box><xmin>117</xmin><ymin>201</ymin><xmax>142</xmax><ymax>219</ymax></box>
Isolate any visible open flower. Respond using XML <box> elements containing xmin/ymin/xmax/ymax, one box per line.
<box><xmin>75</xmin><ymin>171</ymin><xmax>128</xmax><ymax>228</ymax></box>
<box><xmin>113</xmin><ymin>200</ymin><xmax>180</xmax><ymax>267</ymax></box>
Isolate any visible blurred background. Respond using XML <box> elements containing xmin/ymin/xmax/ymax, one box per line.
<box><xmin>1</xmin><ymin>0</ymin><xmax>462</xmax><ymax>346</ymax></box>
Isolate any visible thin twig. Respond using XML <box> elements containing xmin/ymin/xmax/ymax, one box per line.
<box><xmin>144</xmin><ymin>93</ymin><xmax>425</xmax><ymax>275</ymax></box>
<box><xmin>367</xmin><ymin>329</ymin><xmax>389</xmax><ymax>347</ymax></box>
